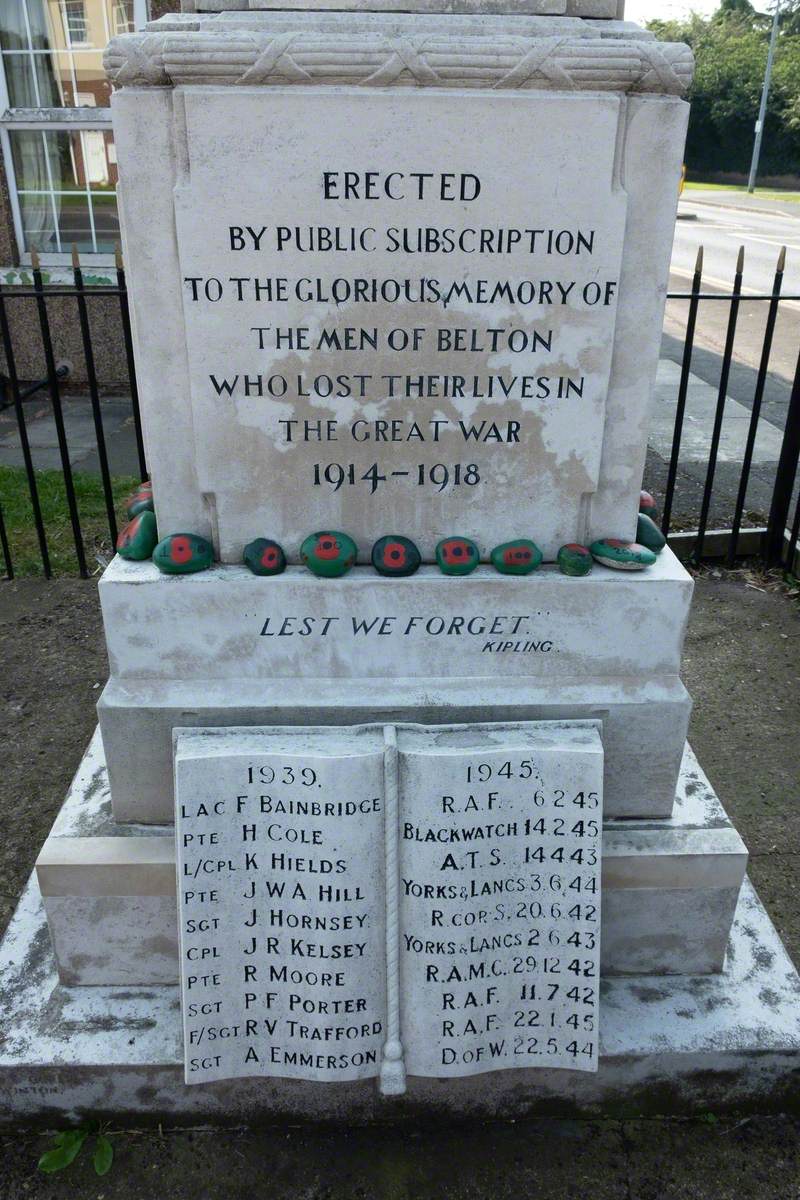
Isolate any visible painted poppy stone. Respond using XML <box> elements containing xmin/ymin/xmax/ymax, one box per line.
<box><xmin>490</xmin><ymin>539</ymin><xmax>543</xmax><ymax>575</ymax></box>
<box><xmin>153</xmin><ymin>532</ymin><xmax>214</xmax><ymax>575</ymax></box>
<box><xmin>125</xmin><ymin>491</ymin><xmax>155</xmax><ymax>519</ymax></box>
<box><xmin>435</xmin><ymin>537</ymin><xmax>480</xmax><ymax>576</ymax></box>
<box><xmin>636</xmin><ymin>513</ymin><xmax>666</xmax><ymax>553</ymax></box>
<box><xmin>557</xmin><ymin>543</ymin><xmax>593</xmax><ymax>576</ymax></box>
<box><xmin>590</xmin><ymin>538</ymin><xmax>657</xmax><ymax>570</ymax></box>
<box><xmin>639</xmin><ymin>489</ymin><xmax>658</xmax><ymax>519</ymax></box>
<box><xmin>300</xmin><ymin>531</ymin><xmax>357</xmax><ymax>578</ymax></box>
<box><xmin>116</xmin><ymin>510</ymin><xmax>158</xmax><ymax>561</ymax></box>
<box><xmin>243</xmin><ymin>538</ymin><xmax>286</xmax><ymax>576</ymax></box>
<box><xmin>372</xmin><ymin>535</ymin><xmax>421</xmax><ymax>577</ymax></box>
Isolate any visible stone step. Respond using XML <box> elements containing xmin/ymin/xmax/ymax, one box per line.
<box><xmin>1</xmin><ymin>870</ymin><xmax>795</xmax><ymax>1123</ymax></box>
<box><xmin>35</xmin><ymin>730</ymin><xmax>747</xmax><ymax>986</ymax></box>
<box><xmin>99</xmin><ymin>549</ymin><xmax>693</xmax><ymax>684</ymax></box>
<box><xmin>98</xmin><ymin>675</ymin><xmax>691</xmax><ymax>822</ymax></box>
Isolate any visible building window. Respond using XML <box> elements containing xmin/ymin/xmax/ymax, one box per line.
<box><xmin>0</xmin><ymin>1</ymin><xmax>147</xmax><ymax>263</ymax></box>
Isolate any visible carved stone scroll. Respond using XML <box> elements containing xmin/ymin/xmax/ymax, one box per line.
<box><xmin>104</xmin><ymin>30</ymin><xmax>693</xmax><ymax>94</ymax></box>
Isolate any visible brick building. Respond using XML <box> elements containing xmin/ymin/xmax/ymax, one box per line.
<box><xmin>0</xmin><ymin>0</ymin><xmax>178</xmax><ymax>387</ymax></box>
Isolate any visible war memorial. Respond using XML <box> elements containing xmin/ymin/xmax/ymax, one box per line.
<box><xmin>0</xmin><ymin>0</ymin><xmax>798</xmax><ymax>1123</ymax></box>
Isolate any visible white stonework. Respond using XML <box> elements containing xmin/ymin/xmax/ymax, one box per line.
<box><xmin>99</xmin><ymin>550</ymin><xmax>693</xmax><ymax>682</ymax></box>
<box><xmin>36</xmin><ymin>729</ymin><xmax>746</xmax><ymax>986</ymax></box>
<box><xmin>98</xmin><ymin>674</ymin><xmax>690</xmax><ymax>823</ymax></box>
<box><xmin>107</xmin><ymin>9</ymin><xmax>690</xmax><ymax>561</ymax></box>
<box><xmin>5</xmin><ymin>869</ymin><xmax>797</xmax><ymax>1122</ymax></box>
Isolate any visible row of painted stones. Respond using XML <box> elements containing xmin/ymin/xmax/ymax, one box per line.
<box><xmin>116</xmin><ymin>485</ymin><xmax>665</xmax><ymax>577</ymax></box>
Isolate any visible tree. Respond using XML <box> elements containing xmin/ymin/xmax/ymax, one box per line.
<box><xmin>648</xmin><ymin>5</ymin><xmax>800</xmax><ymax>179</ymax></box>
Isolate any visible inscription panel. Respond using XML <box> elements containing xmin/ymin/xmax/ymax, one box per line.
<box><xmin>175</xmin><ymin>722</ymin><xmax>602</xmax><ymax>1086</ymax></box>
<box><xmin>175</xmin><ymin>89</ymin><xmax>627</xmax><ymax>561</ymax></box>
<box><xmin>175</xmin><ymin>729</ymin><xmax>386</xmax><ymax>1084</ymax></box>
<box><xmin>399</xmin><ymin>725</ymin><xmax>603</xmax><ymax>1076</ymax></box>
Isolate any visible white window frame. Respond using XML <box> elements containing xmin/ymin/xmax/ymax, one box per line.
<box><xmin>0</xmin><ymin>0</ymin><xmax>148</xmax><ymax>267</ymax></box>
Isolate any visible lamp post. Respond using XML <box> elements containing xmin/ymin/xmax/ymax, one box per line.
<box><xmin>748</xmin><ymin>0</ymin><xmax>782</xmax><ymax>193</ymax></box>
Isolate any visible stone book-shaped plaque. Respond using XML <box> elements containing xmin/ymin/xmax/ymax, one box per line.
<box><xmin>174</xmin><ymin>721</ymin><xmax>603</xmax><ymax>1089</ymax></box>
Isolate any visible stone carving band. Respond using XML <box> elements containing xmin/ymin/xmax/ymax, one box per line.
<box><xmin>104</xmin><ymin>31</ymin><xmax>693</xmax><ymax>94</ymax></box>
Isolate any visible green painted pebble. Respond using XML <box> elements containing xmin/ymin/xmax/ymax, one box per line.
<box><xmin>371</xmin><ymin>535</ymin><xmax>421</xmax><ymax>577</ymax></box>
<box><xmin>639</xmin><ymin>490</ymin><xmax>658</xmax><ymax>520</ymax></box>
<box><xmin>243</xmin><ymin>538</ymin><xmax>286</xmax><ymax>576</ymax></box>
<box><xmin>153</xmin><ymin>532</ymin><xmax>214</xmax><ymax>575</ymax></box>
<box><xmin>590</xmin><ymin>538</ymin><xmax>657</xmax><ymax>570</ymax></box>
<box><xmin>490</xmin><ymin>539</ymin><xmax>543</xmax><ymax>575</ymax></box>
<box><xmin>300</xmin><ymin>531</ymin><xmax>357</xmax><ymax>578</ymax></box>
<box><xmin>557</xmin><ymin>543</ymin><xmax>593</xmax><ymax>576</ymax></box>
<box><xmin>125</xmin><ymin>491</ymin><xmax>154</xmax><ymax>519</ymax></box>
<box><xmin>116</xmin><ymin>511</ymin><xmax>158</xmax><ymax>561</ymax></box>
<box><xmin>636</xmin><ymin>513</ymin><xmax>666</xmax><ymax>554</ymax></box>
<box><xmin>435</xmin><ymin>536</ymin><xmax>480</xmax><ymax>576</ymax></box>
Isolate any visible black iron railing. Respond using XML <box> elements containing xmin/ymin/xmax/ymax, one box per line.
<box><xmin>0</xmin><ymin>247</ymin><xmax>146</xmax><ymax>580</ymax></box>
<box><xmin>664</xmin><ymin>245</ymin><xmax>800</xmax><ymax>571</ymax></box>
<box><xmin>0</xmin><ymin>244</ymin><xmax>798</xmax><ymax>580</ymax></box>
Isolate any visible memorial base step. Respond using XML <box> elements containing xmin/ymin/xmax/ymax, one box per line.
<box><xmin>98</xmin><ymin>675</ymin><xmax>691</xmax><ymax>822</ymax></box>
<box><xmin>0</xmin><ymin>872</ymin><xmax>797</xmax><ymax>1124</ymax></box>
<box><xmin>35</xmin><ymin>729</ymin><xmax>746</xmax><ymax>986</ymax></box>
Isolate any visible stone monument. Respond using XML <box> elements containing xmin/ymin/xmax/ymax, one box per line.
<box><xmin>0</xmin><ymin>0</ymin><xmax>798</xmax><ymax>1123</ymax></box>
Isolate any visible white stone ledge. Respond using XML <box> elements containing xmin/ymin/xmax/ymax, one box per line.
<box><xmin>99</xmin><ymin>548</ymin><xmax>693</xmax><ymax>683</ymax></box>
<box><xmin>97</xmin><ymin>673</ymin><xmax>691</xmax><ymax>821</ymax></box>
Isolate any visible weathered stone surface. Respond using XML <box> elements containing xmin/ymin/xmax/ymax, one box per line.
<box><xmin>640</xmin><ymin>489</ymin><xmax>658</xmax><ymax>519</ymax></box>
<box><xmin>99</xmin><ymin>550</ymin><xmax>694</xmax><ymax>683</ymax></box>
<box><xmin>590</xmin><ymin>539</ymin><xmax>657</xmax><ymax>570</ymax></box>
<box><xmin>108</xmin><ymin>44</ymin><xmax>690</xmax><ymax>561</ymax></box>
<box><xmin>35</xmin><ymin>731</ymin><xmax>746</xmax><ymax>985</ymax></box>
<box><xmin>153</xmin><ymin>533</ymin><xmax>214</xmax><ymax>574</ymax></box>
<box><xmin>371</xmin><ymin>535</ymin><xmax>421</xmax><ymax>577</ymax></box>
<box><xmin>436</xmin><ymin>537</ymin><xmax>480</xmax><ymax>575</ymax></box>
<box><xmin>557</xmin><ymin>543</ymin><xmax>593</xmax><ymax>576</ymax></box>
<box><xmin>98</xmin><ymin>674</ymin><xmax>692</xmax><ymax>823</ymax></box>
<box><xmin>637</xmin><ymin>513</ymin><xmax>666</xmax><ymax>553</ymax></box>
<box><xmin>115</xmin><ymin>511</ymin><xmax>157</xmax><ymax>561</ymax></box>
<box><xmin>490</xmin><ymin>539</ymin><xmax>543</xmax><ymax>575</ymax></box>
<box><xmin>243</xmin><ymin>538</ymin><xmax>286</xmax><ymax>576</ymax></box>
<box><xmin>4</xmin><ymin>868</ymin><xmax>799</xmax><ymax>1122</ymax></box>
<box><xmin>300</xmin><ymin>531</ymin><xmax>357</xmax><ymax>577</ymax></box>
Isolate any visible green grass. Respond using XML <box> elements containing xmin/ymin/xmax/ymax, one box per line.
<box><xmin>683</xmin><ymin>181</ymin><xmax>800</xmax><ymax>202</ymax></box>
<box><xmin>0</xmin><ymin>466</ymin><xmax>139</xmax><ymax>577</ymax></box>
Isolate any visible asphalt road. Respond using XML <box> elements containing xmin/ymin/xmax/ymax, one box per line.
<box><xmin>673</xmin><ymin>196</ymin><xmax>800</xmax><ymax>302</ymax></box>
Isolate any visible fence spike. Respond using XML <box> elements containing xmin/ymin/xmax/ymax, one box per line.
<box><xmin>30</xmin><ymin>247</ymin><xmax>40</xmax><ymax>271</ymax></box>
<box><xmin>694</xmin><ymin>245</ymin><xmax>703</xmax><ymax>274</ymax></box>
<box><xmin>736</xmin><ymin>244</ymin><xmax>745</xmax><ymax>274</ymax></box>
<box><xmin>777</xmin><ymin>245</ymin><xmax>787</xmax><ymax>273</ymax></box>
<box><xmin>114</xmin><ymin>243</ymin><xmax>123</xmax><ymax>270</ymax></box>
<box><xmin>71</xmin><ymin>243</ymin><xmax>80</xmax><ymax>270</ymax></box>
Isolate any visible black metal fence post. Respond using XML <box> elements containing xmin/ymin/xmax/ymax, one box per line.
<box><xmin>0</xmin><ymin>501</ymin><xmax>12</xmax><ymax>580</ymax></box>
<box><xmin>72</xmin><ymin>244</ymin><xmax>118</xmax><ymax>546</ymax></box>
<box><xmin>764</xmin><ymin>344</ymin><xmax>800</xmax><ymax>567</ymax></box>
<box><xmin>0</xmin><ymin>284</ymin><xmax>52</xmax><ymax>577</ymax></box>
<box><xmin>727</xmin><ymin>247</ymin><xmax>786</xmax><ymax>566</ymax></box>
<box><xmin>30</xmin><ymin>249</ymin><xmax>88</xmax><ymax>578</ymax></box>
<box><xmin>116</xmin><ymin>247</ymin><xmax>147</xmax><ymax>483</ymax></box>
<box><xmin>691</xmin><ymin>246</ymin><xmax>744</xmax><ymax>564</ymax></box>
<box><xmin>662</xmin><ymin>246</ymin><xmax>703</xmax><ymax>537</ymax></box>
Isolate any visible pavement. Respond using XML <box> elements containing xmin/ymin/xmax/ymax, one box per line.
<box><xmin>1</xmin><ymin>570</ymin><xmax>799</xmax><ymax>1195</ymax></box>
<box><xmin>681</xmin><ymin>188</ymin><xmax>800</xmax><ymax>221</ymax></box>
<box><xmin>0</xmin><ymin>392</ymin><xmax>140</xmax><ymax>477</ymax></box>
